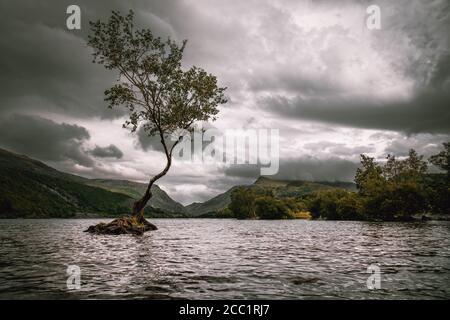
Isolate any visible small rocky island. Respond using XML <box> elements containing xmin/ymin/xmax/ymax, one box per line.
<box><xmin>85</xmin><ymin>216</ymin><xmax>157</xmax><ymax>235</ymax></box>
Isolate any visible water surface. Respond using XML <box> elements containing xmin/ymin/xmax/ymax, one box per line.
<box><xmin>0</xmin><ymin>219</ymin><xmax>449</xmax><ymax>299</ymax></box>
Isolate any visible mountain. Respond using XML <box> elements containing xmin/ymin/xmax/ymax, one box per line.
<box><xmin>186</xmin><ymin>176</ymin><xmax>356</xmax><ymax>216</ymax></box>
<box><xmin>0</xmin><ymin>147</ymin><xmax>357</xmax><ymax>218</ymax></box>
<box><xmin>86</xmin><ymin>179</ymin><xmax>186</xmax><ymax>214</ymax></box>
<box><xmin>0</xmin><ymin>148</ymin><xmax>185</xmax><ymax>218</ymax></box>
<box><xmin>186</xmin><ymin>186</ymin><xmax>238</xmax><ymax>216</ymax></box>
<box><xmin>253</xmin><ymin>177</ymin><xmax>356</xmax><ymax>197</ymax></box>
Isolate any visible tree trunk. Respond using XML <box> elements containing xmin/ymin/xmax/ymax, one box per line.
<box><xmin>130</xmin><ymin>133</ymin><xmax>178</xmax><ymax>221</ymax></box>
<box><xmin>131</xmin><ymin>190</ymin><xmax>152</xmax><ymax>221</ymax></box>
<box><xmin>130</xmin><ymin>159</ymin><xmax>170</xmax><ymax>221</ymax></box>
<box><xmin>85</xmin><ymin>135</ymin><xmax>180</xmax><ymax>235</ymax></box>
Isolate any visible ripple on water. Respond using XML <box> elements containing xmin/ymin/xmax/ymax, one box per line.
<box><xmin>0</xmin><ymin>219</ymin><xmax>449</xmax><ymax>299</ymax></box>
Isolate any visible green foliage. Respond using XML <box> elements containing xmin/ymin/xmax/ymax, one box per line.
<box><xmin>229</xmin><ymin>145</ymin><xmax>449</xmax><ymax>221</ymax></box>
<box><xmin>306</xmin><ymin>189</ymin><xmax>364</xmax><ymax>220</ymax></box>
<box><xmin>186</xmin><ymin>177</ymin><xmax>356</xmax><ymax>216</ymax></box>
<box><xmin>354</xmin><ymin>149</ymin><xmax>429</xmax><ymax>220</ymax></box>
<box><xmin>362</xmin><ymin>182</ymin><xmax>427</xmax><ymax>220</ymax></box>
<box><xmin>88</xmin><ymin>11</ymin><xmax>227</xmax><ymax>214</ymax></box>
<box><xmin>429</xmin><ymin>142</ymin><xmax>450</xmax><ymax>178</ymax></box>
<box><xmin>196</xmin><ymin>207</ymin><xmax>235</xmax><ymax>218</ymax></box>
<box><xmin>0</xmin><ymin>169</ymin><xmax>132</xmax><ymax>218</ymax></box>
<box><xmin>228</xmin><ymin>187</ymin><xmax>309</xmax><ymax>219</ymax></box>
<box><xmin>229</xmin><ymin>187</ymin><xmax>257</xmax><ymax>219</ymax></box>
<box><xmin>254</xmin><ymin>196</ymin><xmax>292</xmax><ymax>219</ymax></box>
<box><xmin>335</xmin><ymin>192</ymin><xmax>364</xmax><ymax>220</ymax></box>
<box><xmin>354</xmin><ymin>154</ymin><xmax>384</xmax><ymax>196</ymax></box>
<box><xmin>424</xmin><ymin>173</ymin><xmax>450</xmax><ymax>214</ymax></box>
<box><xmin>88</xmin><ymin>10</ymin><xmax>227</xmax><ymax>140</ymax></box>
<box><xmin>305</xmin><ymin>145</ymin><xmax>449</xmax><ymax>220</ymax></box>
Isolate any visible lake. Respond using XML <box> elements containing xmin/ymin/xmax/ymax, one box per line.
<box><xmin>0</xmin><ymin>219</ymin><xmax>449</xmax><ymax>299</ymax></box>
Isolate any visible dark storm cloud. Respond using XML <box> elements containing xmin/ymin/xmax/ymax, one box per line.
<box><xmin>136</xmin><ymin>123</ymin><xmax>216</xmax><ymax>153</ymax></box>
<box><xmin>161</xmin><ymin>171</ymin><xmax>256</xmax><ymax>204</ymax></box>
<box><xmin>90</xmin><ymin>144</ymin><xmax>123</xmax><ymax>159</ymax></box>
<box><xmin>136</xmin><ymin>126</ymin><xmax>166</xmax><ymax>152</ymax></box>
<box><xmin>429</xmin><ymin>54</ymin><xmax>450</xmax><ymax>89</ymax></box>
<box><xmin>0</xmin><ymin>4</ymin><xmax>116</xmax><ymax>119</ymax></box>
<box><xmin>224</xmin><ymin>157</ymin><xmax>359</xmax><ymax>182</ymax></box>
<box><xmin>1</xmin><ymin>0</ymin><xmax>449</xmax><ymax>131</ymax></box>
<box><xmin>0</xmin><ymin>0</ymin><xmax>182</xmax><ymax>119</ymax></box>
<box><xmin>264</xmin><ymin>89</ymin><xmax>450</xmax><ymax>134</ymax></box>
<box><xmin>258</xmin><ymin>1</ymin><xmax>450</xmax><ymax>134</ymax></box>
<box><xmin>0</xmin><ymin>114</ymin><xmax>93</xmax><ymax>166</ymax></box>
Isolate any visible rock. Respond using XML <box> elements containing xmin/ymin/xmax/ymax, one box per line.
<box><xmin>84</xmin><ymin>216</ymin><xmax>157</xmax><ymax>235</ymax></box>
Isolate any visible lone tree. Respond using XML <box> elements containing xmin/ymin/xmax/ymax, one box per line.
<box><xmin>85</xmin><ymin>11</ymin><xmax>227</xmax><ymax>234</ymax></box>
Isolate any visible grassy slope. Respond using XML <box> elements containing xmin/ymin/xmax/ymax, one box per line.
<box><xmin>0</xmin><ymin>148</ymin><xmax>185</xmax><ymax>218</ymax></box>
<box><xmin>87</xmin><ymin>179</ymin><xmax>186</xmax><ymax>213</ymax></box>
<box><xmin>186</xmin><ymin>186</ymin><xmax>238</xmax><ymax>216</ymax></box>
<box><xmin>0</xmin><ymin>166</ymin><xmax>132</xmax><ymax>218</ymax></box>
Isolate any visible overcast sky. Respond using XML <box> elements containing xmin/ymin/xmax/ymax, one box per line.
<box><xmin>0</xmin><ymin>0</ymin><xmax>449</xmax><ymax>204</ymax></box>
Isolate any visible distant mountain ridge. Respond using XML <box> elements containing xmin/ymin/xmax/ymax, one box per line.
<box><xmin>185</xmin><ymin>186</ymin><xmax>238</xmax><ymax>216</ymax></box>
<box><xmin>86</xmin><ymin>179</ymin><xmax>186</xmax><ymax>214</ymax></box>
<box><xmin>0</xmin><ymin>148</ymin><xmax>356</xmax><ymax>218</ymax></box>
<box><xmin>185</xmin><ymin>176</ymin><xmax>356</xmax><ymax>216</ymax></box>
<box><xmin>0</xmin><ymin>148</ymin><xmax>185</xmax><ymax>218</ymax></box>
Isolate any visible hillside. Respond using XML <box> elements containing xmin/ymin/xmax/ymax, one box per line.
<box><xmin>0</xmin><ymin>148</ymin><xmax>358</xmax><ymax>218</ymax></box>
<box><xmin>87</xmin><ymin>179</ymin><xmax>186</xmax><ymax>214</ymax></box>
<box><xmin>186</xmin><ymin>186</ymin><xmax>238</xmax><ymax>216</ymax></box>
<box><xmin>186</xmin><ymin>176</ymin><xmax>356</xmax><ymax>216</ymax></box>
<box><xmin>0</xmin><ymin>148</ymin><xmax>185</xmax><ymax>218</ymax></box>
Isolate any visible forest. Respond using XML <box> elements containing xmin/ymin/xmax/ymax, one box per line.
<box><xmin>227</xmin><ymin>143</ymin><xmax>449</xmax><ymax>221</ymax></box>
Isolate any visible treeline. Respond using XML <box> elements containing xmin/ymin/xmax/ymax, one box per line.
<box><xmin>227</xmin><ymin>142</ymin><xmax>449</xmax><ymax>221</ymax></box>
<box><xmin>227</xmin><ymin>188</ymin><xmax>310</xmax><ymax>220</ymax></box>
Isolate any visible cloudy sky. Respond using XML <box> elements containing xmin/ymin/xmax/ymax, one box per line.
<box><xmin>0</xmin><ymin>0</ymin><xmax>449</xmax><ymax>204</ymax></box>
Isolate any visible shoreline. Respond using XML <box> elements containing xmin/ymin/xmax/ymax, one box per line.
<box><xmin>1</xmin><ymin>215</ymin><xmax>449</xmax><ymax>221</ymax></box>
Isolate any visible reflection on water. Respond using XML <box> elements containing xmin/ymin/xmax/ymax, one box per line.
<box><xmin>0</xmin><ymin>219</ymin><xmax>449</xmax><ymax>299</ymax></box>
